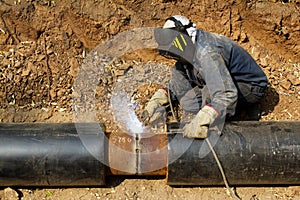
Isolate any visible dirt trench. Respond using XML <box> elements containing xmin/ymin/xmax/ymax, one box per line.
<box><xmin>0</xmin><ymin>0</ymin><xmax>299</xmax><ymax>199</ymax></box>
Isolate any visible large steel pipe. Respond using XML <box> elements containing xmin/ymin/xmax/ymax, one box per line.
<box><xmin>167</xmin><ymin>121</ymin><xmax>300</xmax><ymax>186</ymax></box>
<box><xmin>0</xmin><ymin>121</ymin><xmax>299</xmax><ymax>186</ymax></box>
<box><xmin>0</xmin><ymin>123</ymin><xmax>105</xmax><ymax>186</ymax></box>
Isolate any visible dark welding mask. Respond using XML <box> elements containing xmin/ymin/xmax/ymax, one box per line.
<box><xmin>154</xmin><ymin>28</ymin><xmax>195</xmax><ymax>65</ymax></box>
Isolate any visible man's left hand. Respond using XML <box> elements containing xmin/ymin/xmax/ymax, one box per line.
<box><xmin>183</xmin><ymin>105</ymin><xmax>219</xmax><ymax>138</ymax></box>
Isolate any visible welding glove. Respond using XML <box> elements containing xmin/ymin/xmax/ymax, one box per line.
<box><xmin>183</xmin><ymin>105</ymin><xmax>219</xmax><ymax>138</ymax></box>
<box><xmin>141</xmin><ymin>89</ymin><xmax>168</xmax><ymax>125</ymax></box>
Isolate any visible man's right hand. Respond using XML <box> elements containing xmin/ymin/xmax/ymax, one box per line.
<box><xmin>141</xmin><ymin>89</ymin><xmax>168</xmax><ymax>125</ymax></box>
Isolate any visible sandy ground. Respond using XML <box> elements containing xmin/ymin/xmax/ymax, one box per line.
<box><xmin>0</xmin><ymin>0</ymin><xmax>300</xmax><ymax>199</ymax></box>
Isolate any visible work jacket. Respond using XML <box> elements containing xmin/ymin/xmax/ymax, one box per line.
<box><xmin>192</xmin><ymin>29</ymin><xmax>268</xmax><ymax>117</ymax></box>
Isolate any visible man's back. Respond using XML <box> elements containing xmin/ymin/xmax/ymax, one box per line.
<box><xmin>196</xmin><ymin>30</ymin><xmax>268</xmax><ymax>87</ymax></box>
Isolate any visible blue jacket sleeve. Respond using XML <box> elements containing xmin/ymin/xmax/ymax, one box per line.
<box><xmin>194</xmin><ymin>44</ymin><xmax>238</xmax><ymax>118</ymax></box>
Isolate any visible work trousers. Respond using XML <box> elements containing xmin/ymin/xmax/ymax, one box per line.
<box><xmin>169</xmin><ymin>64</ymin><xmax>266</xmax><ymax>116</ymax></box>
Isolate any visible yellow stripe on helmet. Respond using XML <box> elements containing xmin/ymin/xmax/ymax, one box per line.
<box><xmin>180</xmin><ymin>34</ymin><xmax>187</xmax><ymax>46</ymax></box>
<box><xmin>175</xmin><ymin>37</ymin><xmax>183</xmax><ymax>51</ymax></box>
<box><xmin>173</xmin><ymin>41</ymin><xmax>179</xmax><ymax>48</ymax></box>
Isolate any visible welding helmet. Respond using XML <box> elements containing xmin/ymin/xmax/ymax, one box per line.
<box><xmin>154</xmin><ymin>15</ymin><xmax>196</xmax><ymax>64</ymax></box>
<box><xmin>154</xmin><ymin>28</ymin><xmax>195</xmax><ymax>64</ymax></box>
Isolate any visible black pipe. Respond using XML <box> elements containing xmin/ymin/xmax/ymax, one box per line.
<box><xmin>1</xmin><ymin>121</ymin><xmax>300</xmax><ymax>186</ymax></box>
<box><xmin>167</xmin><ymin>121</ymin><xmax>300</xmax><ymax>186</ymax></box>
<box><xmin>0</xmin><ymin>123</ymin><xmax>105</xmax><ymax>186</ymax></box>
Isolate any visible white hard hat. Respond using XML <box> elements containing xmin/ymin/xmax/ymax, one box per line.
<box><xmin>163</xmin><ymin>15</ymin><xmax>197</xmax><ymax>44</ymax></box>
<box><xmin>163</xmin><ymin>15</ymin><xmax>192</xmax><ymax>29</ymax></box>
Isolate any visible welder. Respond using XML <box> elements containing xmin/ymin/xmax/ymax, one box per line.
<box><xmin>141</xmin><ymin>15</ymin><xmax>268</xmax><ymax>138</ymax></box>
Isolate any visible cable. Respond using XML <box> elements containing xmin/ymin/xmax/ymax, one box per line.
<box><xmin>168</xmin><ymin>86</ymin><xmax>178</xmax><ymax>122</ymax></box>
<box><xmin>206</xmin><ymin>138</ymin><xmax>241</xmax><ymax>200</ymax></box>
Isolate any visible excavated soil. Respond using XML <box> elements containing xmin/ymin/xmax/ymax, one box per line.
<box><xmin>0</xmin><ymin>0</ymin><xmax>300</xmax><ymax>199</ymax></box>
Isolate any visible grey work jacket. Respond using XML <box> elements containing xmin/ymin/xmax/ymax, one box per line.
<box><xmin>193</xmin><ymin>30</ymin><xmax>268</xmax><ymax>117</ymax></box>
